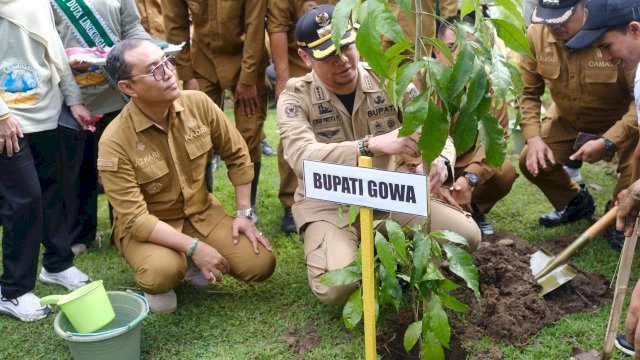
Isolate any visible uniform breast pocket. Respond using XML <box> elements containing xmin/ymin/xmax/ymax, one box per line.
<box><xmin>135</xmin><ymin>161</ymin><xmax>171</xmax><ymax>203</ymax></box>
<box><xmin>185</xmin><ymin>136</ymin><xmax>213</xmax><ymax>185</ymax></box>
<box><xmin>537</xmin><ymin>62</ymin><xmax>560</xmax><ymax>80</ymax></box>
<box><xmin>584</xmin><ymin>68</ymin><xmax>619</xmax><ymax>105</ymax></box>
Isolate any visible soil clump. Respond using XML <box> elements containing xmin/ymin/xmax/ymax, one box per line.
<box><xmin>377</xmin><ymin>232</ymin><xmax>610</xmax><ymax>359</ymax></box>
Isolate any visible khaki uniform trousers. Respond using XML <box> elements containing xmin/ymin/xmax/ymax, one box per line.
<box><xmin>195</xmin><ymin>74</ymin><xmax>268</xmax><ymax>162</ymax></box>
<box><xmin>519</xmin><ymin>123</ymin><xmax>637</xmax><ymax>210</ymax></box>
<box><xmin>119</xmin><ymin>214</ymin><xmax>276</xmax><ymax>294</ymax></box>
<box><xmin>301</xmin><ymin>199</ymin><xmax>480</xmax><ymax>306</ymax></box>
<box><xmin>277</xmin><ymin>142</ymin><xmax>297</xmax><ymax>207</ymax></box>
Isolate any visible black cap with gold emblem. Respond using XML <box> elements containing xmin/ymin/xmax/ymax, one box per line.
<box><xmin>295</xmin><ymin>5</ymin><xmax>356</xmax><ymax>60</ymax></box>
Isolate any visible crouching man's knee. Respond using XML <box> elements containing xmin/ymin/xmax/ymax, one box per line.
<box><xmin>309</xmin><ymin>271</ymin><xmax>359</xmax><ymax>306</ymax></box>
<box><xmin>233</xmin><ymin>251</ymin><xmax>276</xmax><ymax>282</ymax></box>
<box><xmin>134</xmin><ymin>256</ymin><xmax>187</xmax><ymax>294</ymax></box>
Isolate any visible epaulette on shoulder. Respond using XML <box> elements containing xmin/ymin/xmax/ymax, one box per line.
<box><xmin>285</xmin><ymin>73</ymin><xmax>312</xmax><ymax>93</ymax></box>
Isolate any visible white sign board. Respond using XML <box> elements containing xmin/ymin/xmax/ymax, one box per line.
<box><xmin>303</xmin><ymin>160</ymin><xmax>429</xmax><ymax>217</ymax></box>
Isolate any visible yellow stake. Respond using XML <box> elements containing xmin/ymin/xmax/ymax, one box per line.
<box><xmin>358</xmin><ymin>156</ymin><xmax>376</xmax><ymax>360</ymax></box>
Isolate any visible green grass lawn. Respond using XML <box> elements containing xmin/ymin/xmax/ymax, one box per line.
<box><xmin>0</xmin><ymin>106</ymin><xmax>637</xmax><ymax>359</ymax></box>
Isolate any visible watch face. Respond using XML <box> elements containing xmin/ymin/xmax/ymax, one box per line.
<box><xmin>466</xmin><ymin>172</ymin><xmax>479</xmax><ymax>185</ymax></box>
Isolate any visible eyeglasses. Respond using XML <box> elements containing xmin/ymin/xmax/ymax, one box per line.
<box><xmin>125</xmin><ymin>55</ymin><xmax>176</xmax><ymax>81</ymax></box>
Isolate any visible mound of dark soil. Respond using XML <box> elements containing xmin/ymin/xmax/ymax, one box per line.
<box><xmin>378</xmin><ymin>232</ymin><xmax>610</xmax><ymax>359</ymax></box>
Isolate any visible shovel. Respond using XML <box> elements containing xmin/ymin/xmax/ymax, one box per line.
<box><xmin>530</xmin><ymin>205</ymin><xmax>617</xmax><ymax>296</ymax></box>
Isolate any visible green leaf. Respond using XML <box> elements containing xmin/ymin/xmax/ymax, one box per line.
<box><xmin>506</xmin><ymin>60</ymin><xmax>524</xmax><ymax>94</ymax></box>
<box><xmin>404</xmin><ymin>320</ymin><xmax>422</xmax><ymax>352</ymax></box>
<box><xmin>400</xmin><ymin>90</ymin><xmax>429</xmax><ymax>137</ymax></box>
<box><xmin>395</xmin><ymin>59</ymin><xmax>426</xmax><ymax>105</ymax></box>
<box><xmin>378</xmin><ymin>264</ymin><xmax>402</xmax><ymax>308</ymax></box>
<box><xmin>437</xmin><ymin>278</ymin><xmax>461</xmax><ymax>292</ymax></box>
<box><xmin>430</xmin><ymin>230</ymin><xmax>469</xmax><ymax>247</ymax></box>
<box><xmin>424</xmin><ymin>37</ymin><xmax>453</xmax><ymax>65</ymax></box>
<box><xmin>320</xmin><ymin>267</ymin><xmax>361</xmax><ymax>286</ymax></box>
<box><xmin>418</xmin><ymin>99</ymin><xmax>449</xmax><ymax>165</ymax></box>
<box><xmin>332</xmin><ymin>0</ymin><xmax>360</xmax><ymax>57</ymax></box>
<box><xmin>442</xmin><ymin>243</ymin><xmax>480</xmax><ymax>300</ymax></box>
<box><xmin>452</xmin><ymin>102</ymin><xmax>478</xmax><ymax>156</ymax></box>
<box><xmin>375</xmin><ymin>231</ymin><xmax>396</xmax><ymax>278</ymax></box>
<box><xmin>356</xmin><ymin>11</ymin><xmax>388</xmax><ymax>77</ymax></box>
<box><xmin>375</xmin><ymin>0</ymin><xmax>405</xmax><ymax>45</ymax></box>
<box><xmin>464</xmin><ymin>67</ymin><xmax>489</xmax><ymax>114</ymax></box>
<box><xmin>490</xmin><ymin>49</ymin><xmax>513</xmax><ymax>103</ymax></box>
<box><xmin>384</xmin><ymin>41</ymin><xmax>413</xmax><ymax>62</ymax></box>
<box><xmin>491</xmin><ymin>18</ymin><xmax>533</xmax><ymax>57</ymax></box>
<box><xmin>347</xmin><ymin>205</ymin><xmax>360</xmax><ymax>226</ymax></box>
<box><xmin>342</xmin><ymin>288</ymin><xmax>363</xmax><ymax>329</ymax></box>
<box><xmin>396</xmin><ymin>0</ymin><xmax>412</xmax><ymax>16</ymax></box>
<box><xmin>386</xmin><ymin>220</ymin><xmax>409</xmax><ymax>266</ymax></box>
<box><xmin>447</xmin><ymin>43</ymin><xmax>475</xmax><ymax>98</ymax></box>
<box><xmin>421</xmin><ymin>331</ymin><xmax>445</xmax><ymax>360</ymax></box>
<box><xmin>424</xmin><ymin>261</ymin><xmax>445</xmax><ymax>281</ymax></box>
<box><xmin>460</xmin><ymin>0</ymin><xmax>475</xmax><ymax>20</ymax></box>
<box><xmin>426</xmin><ymin>296</ymin><xmax>450</xmax><ymax>348</ymax></box>
<box><xmin>439</xmin><ymin>292</ymin><xmax>469</xmax><ymax>313</ymax></box>
<box><xmin>479</xmin><ymin>112</ymin><xmax>507</xmax><ymax>168</ymax></box>
<box><xmin>410</xmin><ymin>232</ymin><xmax>430</xmax><ymax>286</ymax></box>
<box><xmin>493</xmin><ymin>0</ymin><xmax>525</xmax><ymax>27</ymax></box>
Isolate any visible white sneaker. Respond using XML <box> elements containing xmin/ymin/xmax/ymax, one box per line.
<box><xmin>563</xmin><ymin>165</ymin><xmax>583</xmax><ymax>182</ymax></box>
<box><xmin>144</xmin><ymin>290</ymin><xmax>177</xmax><ymax>314</ymax></box>
<box><xmin>71</xmin><ymin>243</ymin><xmax>87</xmax><ymax>256</ymax></box>
<box><xmin>184</xmin><ymin>259</ymin><xmax>210</xmax><ymax>288</ymax></box>
<box><xmin>0</xmin><ymin>289</ymin><xmax>51</xmax><ymax>322</ymax></box>
<box><xmin>39</xmin><ymin>266</ymin><xmax>92</xmax><ymax>291</ymax></box>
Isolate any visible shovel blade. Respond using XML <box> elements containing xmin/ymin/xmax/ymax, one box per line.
<box><xmin>537</xmin><ymin>263</ymin><xmax>578</xmax><ymax>296</ymax></box>
<box><xmin>531</xmin><ymin>248</ymin><xmax>578</xmax><ymax>296</ymax></box>
<box><xmin>531</xmin><ymin>249</ymin><xmax>554</xmax><ymax>277</ymax></box>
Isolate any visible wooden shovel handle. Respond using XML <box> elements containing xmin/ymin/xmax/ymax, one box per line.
<box><xmin>586</xmin><ymin>205</ymin><xmax>618</xmax><ymax>240</ymax></box>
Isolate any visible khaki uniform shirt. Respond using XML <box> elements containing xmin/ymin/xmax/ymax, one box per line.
<box><xmin>266</xmin><ymin>0</ymin><xmax>339</xmax><ymax>78</ymax></box>
<box><xmin>135</xmin><ymin>0</ymin><xmax>165</xmax><ymax>39</ymax></box>
<box><xmin>162</xmin><ymin>0</ymin><xmax>267</xmax><ymax>89</ymax></box>
<box><xmin>97</xmin><ymin>91</ymin><xmax>254</xmax><ymax>247</ymax></box>
<box><xmin>519</xmin><ymin>24</ymin><xmax>637</xmax><ymax>146</ymax></box>
<box><xmin>278</xmin><ymin>63</ymin><xmax>455</xmax><ymax>229</ymax></box>
<box><xmin>389</xmin><ymin>0</ymin><xmax>457</xmax><ymax>41</ymax></box>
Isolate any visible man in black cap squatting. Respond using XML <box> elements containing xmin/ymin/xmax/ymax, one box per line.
<box><xmin>277</xmin><ymin>5</ymin><xmax>481</xmax><ymax>305</ymax></box>
<box><xmin>518</xmin><ymin>0</ymin><xmax>638</xmax><ymax>250</ymax></box>
<box><xmin>567</xmin><ymin>0</ymin><xmax>640</xmax><ymax>355</ymax></box>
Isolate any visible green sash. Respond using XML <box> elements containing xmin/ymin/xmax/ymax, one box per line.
<box><xmin>51</xmin><ymin>0</ymin><xmax>116</xmax><ymax>48</ymax></box>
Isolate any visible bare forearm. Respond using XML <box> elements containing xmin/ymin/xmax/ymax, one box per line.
<box><xmin>235</xmin><ymin>182</ymin><xmax>252</xmax><ymax>210</ymax></box>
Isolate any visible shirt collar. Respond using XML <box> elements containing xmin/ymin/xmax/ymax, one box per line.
<box><xmin>129</xmin><ymin>97</ymin><xmax>185</xmax><ymax>133</ymax></box>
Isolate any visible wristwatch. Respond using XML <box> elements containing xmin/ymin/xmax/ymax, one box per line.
<box><xmin>462</xmin><ymin>172</ymin><xmax>479</xmax><ymax>190</ymax></box>
<box><xmin>602</xmin><ymin>137</ymin><xmax>616</xmax><ymax>160</ymax></box>
<box><xmin>236</xmin><ymin>208</ymin><xmax>254</xmax><ymax>219</ymax></box>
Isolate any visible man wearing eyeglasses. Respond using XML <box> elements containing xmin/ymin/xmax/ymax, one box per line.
<box><xmin>98</xmin><ymin>39</ymin><xmax>276</xmax><ymax>313</ymax></box>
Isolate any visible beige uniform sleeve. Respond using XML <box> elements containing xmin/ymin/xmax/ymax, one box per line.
<box><xmin>602</xmin><ymin>68</ymin><xmax>639</xmax><ymax>146</ymax></box>
<box><xmin>239</xmin><ymin>0</ymin><xmax>267</xmax><ymax>85</ymax></box>
<box><xmin>98</xmin><ymin>136</ymin><xmax>159</xmax><ymax>243</ymax></box>
<box><xmin>517</xmin><ymin>27</ymin><xmax>545</xmax><ymax>141</ymax></box>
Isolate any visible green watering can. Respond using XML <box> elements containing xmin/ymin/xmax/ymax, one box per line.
<box><xmin>40</xmin><ymin>280</ymin><xmax>114</xmax><ymax>333</ymax></box>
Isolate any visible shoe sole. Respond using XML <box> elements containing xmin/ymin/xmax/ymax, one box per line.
<box><xmin>0</xmin><ymin>308</ymin><xmax>48</xmax><ymax>322</ymax></box>
<box><xmin>615</xmin><ymin>338</ymin><xmax>635</xmax><ymax>356</ymax></box>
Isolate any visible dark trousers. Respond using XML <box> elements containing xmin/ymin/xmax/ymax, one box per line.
<box><xmin>72</xmin><ymin>112</ymin><xmax>117</xmax><ymax>246</ymax></box>
<box><xmin>0</xmin><ymin>129</ymin><xmax>74</xmax><ymax>299</ymax></box>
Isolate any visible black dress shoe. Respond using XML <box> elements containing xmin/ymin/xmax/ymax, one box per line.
<box><xmin>539</xmin><ymin>184</ymin><xmax>595</xmax><ymax>227</ymax></box>
<box><xmin>472</xmin><ymin>211</ymin><xmax>494</xmax><ymax>236</ymax></box>
<box><xmin>606</xmin><ymin>225</ymin><xmax>626</xmax><ymax>251</ymax></box>
<box><xmin>262</xmin><ymin>140</ymin><xmax>276</xmax><ymax>157</ymax></box>
<box><xmin>281</xmin><ymin>207</ymin><xmax>297</xmax><ymax>234</ymax></box>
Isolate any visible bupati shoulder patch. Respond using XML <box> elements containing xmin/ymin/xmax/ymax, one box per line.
<box><xmin>97</xmin><ymin>157</ymin><xmax>119</xmax><ymax>171</ymax></box>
